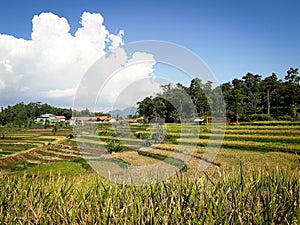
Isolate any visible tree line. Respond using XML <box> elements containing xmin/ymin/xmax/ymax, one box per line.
<box><xmin>0</xmin><ymin>102</ymin><xmax>72</xmax><ymax>126</ymax></box>
<box><xmin>0</xmin><ymin>102</ymin><xmax>112</xmax><ymax>127</ymax></box>
<box><xmin>0</xmin><ymin>68</ymin><xmax>299</xmax><ymax>126</ymax></box>
<box><xmin>137</xmin><ymin>68</ymin><xmax>300</xmax><ymax>122</ymax></box>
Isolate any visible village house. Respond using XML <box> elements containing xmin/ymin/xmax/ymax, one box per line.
<box><xmin>127</xmin><ymin>117</ymin><xmax>144</xmax><ymax>123</ymax></box>
<box><xmin>35</xmin><ymin>114</ymin><xmax>66</xmax><ymax>125</ymax></box>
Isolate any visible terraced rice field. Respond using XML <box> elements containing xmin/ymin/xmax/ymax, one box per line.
<box><xmin>76</xmin><ymin>122</ymin><xmax>300</xmax><ymax>176</ymax></box>
<box><xmin>0</xmin><ymin>122</ymin><xmax>299</xmax><ymax>224</ymax></box>
<box><xmin>0</xmin><ymin>128</ymin><xmax>80</xmax><ymax>173</ymax></box>
<box><xmin>3</xmin><ymin>122</ymin><xmax>298</xmax><ymax>175</ymax></box>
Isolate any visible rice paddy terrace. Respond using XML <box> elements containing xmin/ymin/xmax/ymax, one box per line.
<box><xmin>0</xmin><ymin>128</ymin><xmax>80</xmax><ymax>173</ymax></box>
<box><xmin>0</xmin><ymin>122</ymin><xmax>299</xmax><ymax>224</ymax></box>
<box><xmin>0</xmin><ymin>121</ymin><xmax>299</xmax><ymax>175</ymax></box>
<box><xmin>76</xmin><ymin>121</ymin><xmax>300</xmax><ymax>175</ymax></box>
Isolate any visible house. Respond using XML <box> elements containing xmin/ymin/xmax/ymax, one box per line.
<box><xmin>94</xmin><ymin>116</ymin><xmax>112</xmax><ymax>122</ymax></box>
<box><xmin>35</xmin><ymin>114</ymin><xmax>66</xmax><ymax>125</ymax></box>
<box><xmin>127</xmin><ymin>117</ymin><xmax>144</xmax><ymax>123</ymax></box>
<box><xmin>54</xmin><ymin>116</ymin><xmax>66</xmax><ymax>122</ymax></box>
<box><xmin>35</xmin><ymin>114</ymin><xmax>55</xmax><ymax>124</ymax></box>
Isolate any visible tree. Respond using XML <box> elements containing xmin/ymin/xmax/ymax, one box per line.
<box><xmin>260</xmin><ymin>73</ymin><xmax>280</xmax><ymax>116</ymax></box>
<box><xmin>52</xmin><ymin>124</ymin><xmax>58</xmax><ymax>136</ymax></box>
<box><xmin>285</xmin><ymin>68</ymin><xmax>300</xmax><ymax>84</ymax></box>
<box><xmin>233</xmin><ymin>89</ymin><xmax>245</xmax><ymax>123</ymax></box>
<box><xmin>188</xmin><ymin>78</ymin><xmax>210</xmax><ymax>116</ymax></box>
<box><xmin>137</xmin><ymin>67</ymin><xmax>300</xmax><ymax>122</ymax></box>
<box><xmin>137</xmin><ymin>83</ymin><xmax>197</xmax><ymax>122</ymax></box>
<box><xmin>158</xmin><ymin>83</ymin><xmax>196</xmax><ymax>121</ymax></box>
<box><xmin>242</xmin><ymin>73</ymin><xmax>262</xmax><ymax>114</ymax></box>
<box><xmin>137</xmin><ymin>97</ymin><xmax>155</xmax><ymax>122</ymax></box>
<box><xmin>0</xmin><ymin>102</ymin><xmax>73</xmax><ymax>126</ymax></box>
<box><xmin>283</xmin><ymin>68</ymin><xmax>300</xmax><ymax>117</ymax></box>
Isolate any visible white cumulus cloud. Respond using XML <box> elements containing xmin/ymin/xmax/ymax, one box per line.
<box><xmin>0</xmin><ymin>12</ymin><xmax>126</xmax><ymax>107</ymax></box>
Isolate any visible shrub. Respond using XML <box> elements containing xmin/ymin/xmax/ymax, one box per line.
<box><xmin>135</xmin><ymin>131</ymin><xmax>150</xmax><ymax>139</ymax></box>
<box><xmin>106</xmin><ymin>140</ymin><xmax>122</xmax><ymax>153</ymax></box>
<box><xmin>278</xmin><ymin>115</ymin><xmax>293</xmax><ymax>121</ymax></box>
<box><xmin>249</xmin><ymin>114</ymin><xmax>271</xmax><ymax>121</ymax></box>
<box><xmin>10</xmin><ymin>164</ymin><xmax>27</xmax><ymax>172</ymax></box>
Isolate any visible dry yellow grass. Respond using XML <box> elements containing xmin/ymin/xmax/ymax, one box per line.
<box><xmin>214</xmin><ymin>149</ymin><xmax>300</xmax><ymax>171</ymax></box>
<box><xmin>112</xmin><ymin>151</ymin><xmax>159</xmax><ymax>166</ymax></box>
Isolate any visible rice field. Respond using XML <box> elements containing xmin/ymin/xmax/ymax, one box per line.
<box><xmin>0</xmin><ymin>122</ymin><xmax>299</xmax><ymax>224</ymax></box>
<box><xmin>0</xmin><ymin>168</ymin><xmax>298</xmax><ymax>224</ymax></box>
<box><xmin>0</xmin><ymin>127</ymin><xmax>79</xmax><ymax>173</ymax></box>
<box><xmin>75</xmin><ymin>122</ymin><xmax>300</xmax><ymax>174</ymax></box>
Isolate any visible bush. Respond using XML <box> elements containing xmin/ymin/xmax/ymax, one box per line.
<box><xmin>106</xmin><ymin>140</ymin><xmax>122</xmax><ymax>153</ymax></box>
<box><xmin>10</xmin><ymin>164</ymin><xmax>27</xmax><ymax>172</ymax></box>
<box><xmin>135</xmin><ymin>131</ymin><xmax>150</xmax><ymax>139</ymax></box>
<box><xmin>249</xmin><ymin>114</ymin><xmax>271</xmax><ymax>121</ymax></box>
<box><xmin>97</xmin><ymin>129</ymin><xmax>116</xmax><ymax>137</ymax></box>
<box><xmin>278</xmin><ymin>115</ymin><xmax>293</xmax><ymax>121</ymax></box>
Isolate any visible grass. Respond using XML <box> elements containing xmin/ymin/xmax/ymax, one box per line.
<box><xmin>11</xmin><ymin>161</ymin><xmax>91</xmax><ymax>177</ymax></box>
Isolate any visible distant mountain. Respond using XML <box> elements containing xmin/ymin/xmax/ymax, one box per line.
<box><xmin>107</xmin><ymin>106</ymin><xmax>137</xmax><ymax>118</ymax></box>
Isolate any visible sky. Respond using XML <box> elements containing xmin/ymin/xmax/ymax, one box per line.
<box><xmin>0</xmin><ymin>0</ymin><xmax>299</xmax><ymax>110</ymax></box>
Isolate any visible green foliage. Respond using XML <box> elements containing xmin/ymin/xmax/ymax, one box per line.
<box><xmin>278</xmin><ymin>115</ymin><xmax>293</xmax><ymax>121</ymax></box>
<box><xmin>135</xmin><ymin>131</ymin><xmax>150</xmax><ymax>139</ymax></box>
<box><xmin>52</xmin><ymin>124</ymin><xmax>58</xmax><ymax>135</ymax></box>
<box><xmin>106</xmin><ymin>139</ymin><xmax>122</xmax><ymax>153</ymax></box>
<box><xmin>137</xmin><ymin>68</ymin><xmax>300</xmax><ymax>122</ymax></box>
<box><xmin>249</xmin><ymin>114</ymin><xmax>271</xmax><ymax>121</ymax></box>
<box><xmin>0</xmin><ymin>102</ymin><xmax>72</xmax><ymax>126</ymax></box>
<box><xmin>10</xmin><ymin>164</ymin><xmax>27</xmax><ymax>172</ymax></box>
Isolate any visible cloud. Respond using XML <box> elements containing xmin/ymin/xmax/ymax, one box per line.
<box><xmin>96</xmin><ymin>51</ymin><xmax>162</xmax><ymax>111</ymax></box>
<box><xmin>43</xmin><ymin>87</ymin><xmax>77</xmax><ymax>98</ymax></box>
<box><xmin>73</xmin><ymin>46</ymin><xmax>163</xmax><ymax>112</ymax></box>
<box><xmin>0</xmin><ymin>12</ymin><xmax>126</xmax><ymax>107</ymax></box>
<box><xmin>0</xmin><ymin>60</ymin><xmax>13</xmax><ymax>73</ymax></box>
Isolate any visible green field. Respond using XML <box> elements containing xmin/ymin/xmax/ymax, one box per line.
<box><xmin>0</xmin><ymin>122</ymin><xmax>299</xmax><ymax>224</ymax></box>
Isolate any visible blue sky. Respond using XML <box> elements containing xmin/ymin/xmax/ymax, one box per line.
<box><xmin>0</xmin><ymin>0</ymin><xmax>299</xmax><ymax>107</ymax></box>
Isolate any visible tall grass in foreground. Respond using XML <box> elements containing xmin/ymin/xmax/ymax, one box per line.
<box><xmin>0</xmin><ymin>168</ymin><xmax>299</xmax><ymax>224</ymax></box>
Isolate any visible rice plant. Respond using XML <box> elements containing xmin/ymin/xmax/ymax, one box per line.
<box><xmin>0</xmin><ymin>167</ymin><xmax>298</xmax><ymax>224</ymax></box>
